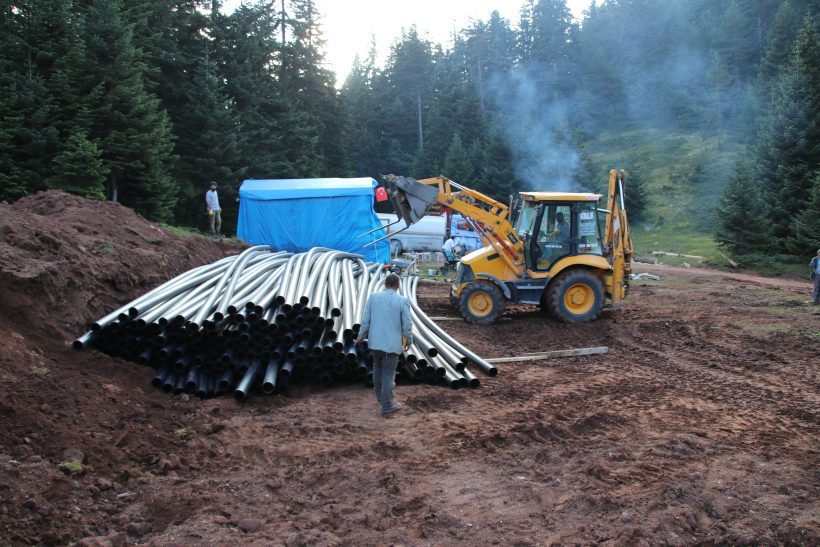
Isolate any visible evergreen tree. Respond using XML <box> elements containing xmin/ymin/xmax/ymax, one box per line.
<box><xmin>621</xmin><ymin>166</ymin><xmax>647</xmax><ymax>222</ymax></box>
<box><xmin>81</xmin><ymin>0</ymin><xmax>177</xmax><ymax>221</ymax></box>
<box><xmin>14</xmin><ymin>63</ymin><xmax>60</xmax><ymax>195</ymax></box>
<box><xmin>459</xmin><ymin>11</ymin><xmax>517</xmax><ymax>118</ymax></box>
<box><xmin>341</xmin><ymin>43</ymin><xmax>382</xmax><ymax>177</ymax></box>
<box><xmin>716</xmin><ymin>161</ymin><xmax>771</xmax><ymax>254</ymax></box>
<box><xmin>477</xmin><ymin>131</ymin><xmax>519</xmax><ymax>200</ymax></box>
<box><xmin>285</xmin><ymin>0</ymin><xmax>344</xmax><ymax>177</ymax></box>
<box><xmin>4</xmin><ymin>0</ymin><xmax>75</xmax><ymax>196</ymax></box>
<box><xmin>576</xmin><ymin>1</ymin><xmax>624</xmax><ymax>129</ymax></box>
<box><xmin>0</xmin><ymin>2</ymin><xmax>27</xmax><ymax>200</ymax></box>
<box><xmin>421</xmin><ymin>41</ymin><xmax>485</xmax><ymax>177</ymax></box>
<box><xmin>50</xmin><ymin>130</ymin><xmax>108</xmax><ymax>199</ymax></box>
<box><xmin>217</xmin><ymin>3</ymin><xmax>292</xmax><ymax>179</ymax></box>
<box><xmin>0</xmin><ymin>67</ymin><xmax>28</xmax><ymax>201</ymax></box>
<box><xmin>758</xmin><ymin>15</ymin><xmax>820</xmax><ymax>247</ymax></box>
<box><xmin>381</xmin><ymin>27</ymin><xmax>435</xmax><ymax>164</ymax></box>
<box><xmin>759</xmin><ymin>1</ymin><xmax>801</xmax><ymax>86</ymax></box>
<box><xmin>788</xmin><ymin>173</ymin><xmax>820</xmax><ymax>252</ymax></box>
<box><xmin>173</xmin><ymin>45</ymin><xmax>242</xmax><ymax>230</ymax></box>
<box><xmin>126</xmin><ymin>0</ymin><xmax>216</xmax><ymax>225</ymax></box>
<box><xmin>525</xmin><ymin>0</ymin><xmax>579</xmax><ymax>99</ymax></box>
<box><xmin>443</xmin><ymin>133</ymin><xmax>475</xmax><ymax>183</ymax></box>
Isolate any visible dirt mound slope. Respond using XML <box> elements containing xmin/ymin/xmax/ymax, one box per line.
<box><xmin>0</xmin><ymin>191</ymin><xmax>237</xmax><ymax>340</ymax></box>
<box><xmin>1</xmin><ymin>194</ymin><xmax>819</xmax><ymax>545</ymax></box>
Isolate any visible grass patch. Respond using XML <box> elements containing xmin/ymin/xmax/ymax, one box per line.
<box><xmin>160</xmin><ymin>224</ymin><xmax>202</xmax><ymax>237</ymax></box>
<box><xmin>586</xmin><ymin>127</ymin><xmax>736</xmax><ymax>268</ymax></box>
<box><xmin>96</xmin><ymin>242</ymin><xmax>114</xmax><ymax>254</ymax></box>
<box><xmin>762</xmin><ymin>306</ymin><xmax>813</xmax><ymax>318</ymax></box>
<box><xmin>632</xmin><ymin>227</ymin><xmax>719</xmax><ymax>261</ymax></box>
<box><xmin>58</xmin><ymin>460</ymin><xmax>84</xmax><ymax>475</ymax></box>
<box><xmin>175</xmin><ymin>427</ymin><xmax>189</xmax><ymax>439</ymax></box>
<box><xmin>742</xmin><ymin>289</ymin><xmax>806</xmax><ymax>304</ymax></box>
<box><xmin>584</xmin><ymin>127</ymin><xmax>812</xmax><ymax>279</ymax></box>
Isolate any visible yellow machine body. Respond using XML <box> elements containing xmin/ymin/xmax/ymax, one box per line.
<box><xmin>381</xmin><ymin>170</ymin><xmax>633</xmax><ymax>323</ymax></box>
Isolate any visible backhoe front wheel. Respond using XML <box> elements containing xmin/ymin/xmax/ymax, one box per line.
<box><xmin>459</xmin><ymin>281</ymin><xmax>506</xmax><ymax>324</ymax></box>
<box><xmin>545</xmin><ymin>269</ymin><xmax>605</xmax><ymax>323</ymax></box>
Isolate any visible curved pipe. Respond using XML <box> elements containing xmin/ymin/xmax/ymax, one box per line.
<box><xmin>215</xmin><ymin>247</ymin><xmax>274</xmax><ymax>320</ymax></box>
<box><xmin>275</xmin><ymin>253</ymin><xmax>301</xmax><ymax>307</ymax></box>
<box><xmin>128</xmin><ymin>258</ymin><xmax>238</xmax><ymax>319</ymax></box>
<box><xmin>92</xmin><ymin>256</ymin><xmax>235</xmax><ymax>330</ymax></box>
<box><xmin>327</xmin><ymin>260</ymin><xmax>343</xmax><ymax>317</ymax></box>
<box><xmin>282</xmin><ymin>253</ymin><xmax>308</xmax><ymax>309</ymax></box>
<box><xmin>192</xmin><ymin>245</ymin><xmax>270</xmax><ymax>326</ymax></box>
<box><xmin>408</xmin><ymin>276</ymin><xmax>496</xmax><ymax>376</ymax></box>
<box><xmin>226</xmin><ymin>254</ymin><xmax>290</xmax><ymax>314</ymax></box>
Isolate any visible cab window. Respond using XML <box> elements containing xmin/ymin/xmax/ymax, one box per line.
<box><xmin>533</xmin><ymin>204</ymin><xmax>571</xmax><ymax>271</ymax></box>
<box><xmin>513</xmin><ymin>201</ymin><xmax>538</xmax><ymax>237</ymax></box>
<box><xmin>577</xmin><ymin>203</ymin><xmax>602</xmax><ymax>255</ymax></box>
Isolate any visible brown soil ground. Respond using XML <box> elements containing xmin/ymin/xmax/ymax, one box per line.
<box><xmin>0</xmin><ymin>191</ymin><xmax>818</xmax><ymax>546</ymax></box>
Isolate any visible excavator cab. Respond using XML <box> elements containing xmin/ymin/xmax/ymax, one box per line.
<box><xmin>515</xmin><ymin>198</ymin><xmax>605</xmax><ymax>272</ymax></box>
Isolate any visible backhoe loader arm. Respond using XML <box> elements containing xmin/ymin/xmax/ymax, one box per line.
<box><xmin>381</xmin><ymin>175</ymin><xmax>526</xmax><ymax>275</ymax></box>
<box><xmin>603</xmin><ymin>169</ymin><xmax>633</xmax><ymax>308</ymax></box>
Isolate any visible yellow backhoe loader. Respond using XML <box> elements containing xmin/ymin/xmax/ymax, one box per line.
<box><xmin>372</xmin><ymin>169</ymin><xmax>633</xmax><ymax>324</ymax></box>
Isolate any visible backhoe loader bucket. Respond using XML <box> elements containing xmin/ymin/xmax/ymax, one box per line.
<box><xmin>382</xmin><ymin>174</ymin><xmax>439</xmax><ymax>226</ymax></box>
<box><xmin>358</xmin><ymin>175</ymin><xmax>439</xmax><ymax>248</ymax></box>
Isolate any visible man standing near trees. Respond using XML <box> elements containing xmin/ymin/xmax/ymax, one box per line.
<box><xmin>810</xmin><ymin>249</ymin><xmax>820</xmax><ymax>305</ymax></box>
<box><xmin>205</xmin><ymin>181</ymin><xmax>222</xmax><ymax>238</ymax></box>
<box><xmin>355</xmin><ymin>273</ymin><xmax>413</xmax><ymax>417</ymax></box>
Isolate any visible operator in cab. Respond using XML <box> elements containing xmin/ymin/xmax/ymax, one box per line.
<box><xmin>547</xmin><ymin>212</ymin><xmax>569</xmax><ymax>242</ymax></box>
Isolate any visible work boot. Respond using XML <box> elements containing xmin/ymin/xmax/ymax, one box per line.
<box><xmin>382</xmin><ymin>404</ymin><xmax>402</xmax><ymax>417</ymax></box>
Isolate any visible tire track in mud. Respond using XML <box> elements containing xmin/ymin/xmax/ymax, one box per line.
<box><xmin>608</xmin><ymin>315</ymin><xmax>819</xmax><ymax>458</ymax></box>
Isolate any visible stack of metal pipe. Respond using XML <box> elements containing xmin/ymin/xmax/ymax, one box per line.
<box><xmin>74</xmin><ymin>247</ymin><xmax>497</xmax><ymax>401</ymax></box>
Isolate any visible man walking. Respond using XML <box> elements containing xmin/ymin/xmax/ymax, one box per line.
<box><xmin>205</xmin><ymin>181</ymin><xmax>222</xmax><ymax>237</ymax></box>
<box><xmin>810</xmin><ymin>249</ymin><xmax>820</xmax><ymax>304</ymax></box>
<box><xmin>356</xmin><ymin>273</ymin><xmax>413</xmax><ymax>417</ymax></box>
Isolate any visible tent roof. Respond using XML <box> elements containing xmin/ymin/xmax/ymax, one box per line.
<box><xmin>240</xmin><ymin>178</ymin><xmax>377</xmax><ymax>200</ymax></box>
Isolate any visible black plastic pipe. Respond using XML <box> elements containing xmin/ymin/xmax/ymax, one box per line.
<box><xmin>262</xmin><ymin>360</ymin><xmax>279</xmax><ymax>394</ymax></box>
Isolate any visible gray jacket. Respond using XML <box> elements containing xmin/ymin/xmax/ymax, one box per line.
<box><xmin>358</xmin><ymin>289</ymin><xmax>413</xmax><ymax>354</ymax></box>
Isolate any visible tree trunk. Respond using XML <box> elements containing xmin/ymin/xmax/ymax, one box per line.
<box><xmin>110</xmin><ymin>174</ymin><xmax>118</xmax><ymax>203</ymax></box>
<box><xmin>417</xmin><ymin>89</ymin><xmax>424</xmax><ymax>152</ymax></box>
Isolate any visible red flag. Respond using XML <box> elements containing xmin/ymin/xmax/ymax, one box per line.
<box><xmin>374</xmin><ymin>186</ymin><xmax>388</xmax><ymax>202</ymax></box>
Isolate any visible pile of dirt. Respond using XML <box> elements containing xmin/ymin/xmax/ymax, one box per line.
<box><xmin>0</xmin><ymin>192</ymin><xmax>818</xmax><ymax>546</ymax></box>
<box><xmin>0</xmin><ymin>191</ymin><xmax>236</xmax><ymax>341</ymax></box>
<box><xmin>0</xmin><ymin>191</ymin><xmax>239</xmax><ymax>544</ymax></box>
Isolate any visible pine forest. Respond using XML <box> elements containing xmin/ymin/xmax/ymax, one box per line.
<box><xmin>2</xmin><ymin>0</ymin><xmax>819</xmax><ymax>269</ymax></box>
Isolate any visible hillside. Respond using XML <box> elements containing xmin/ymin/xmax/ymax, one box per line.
<box><xmin>585</xmin><ymin>128</ymin><xmax>739</xmax><ymax>263</ymax></box>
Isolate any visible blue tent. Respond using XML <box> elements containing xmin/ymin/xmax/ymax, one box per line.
<box><xmin>237</xmin><ymin>178</ymin><xmax>389</xmax><ymax>263</ymax></box>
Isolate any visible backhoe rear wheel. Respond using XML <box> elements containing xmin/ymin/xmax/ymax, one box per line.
<box><xmin>545</xmin><ymin>269</ymin><xmax>605</xmax><ymax>323</ymax></box>
<box><xmin>459</xmin><ymin>281</ymin><xmax>506</xmax><ymax>324</ymax></box>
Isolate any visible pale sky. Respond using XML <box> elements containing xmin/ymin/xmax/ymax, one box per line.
<box><xmin>223</xmin><ymin>1</ymin><xmax>593</xmax><ymax>83</ymax></box>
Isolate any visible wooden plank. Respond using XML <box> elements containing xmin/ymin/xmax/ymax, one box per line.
<box><xmin>486</xmin><ymin>346</ymin><xmax>608</xmax><ymax>363</ymax></box>
<box><xmin>427</xmin><ymin>316</ymin><xmax>462</xmax><ymax>321</ymax></box>
<box><xmin>651</xmin><ymin>250</ymin><xmax>705</xmax><ymax>260</ymax></box>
